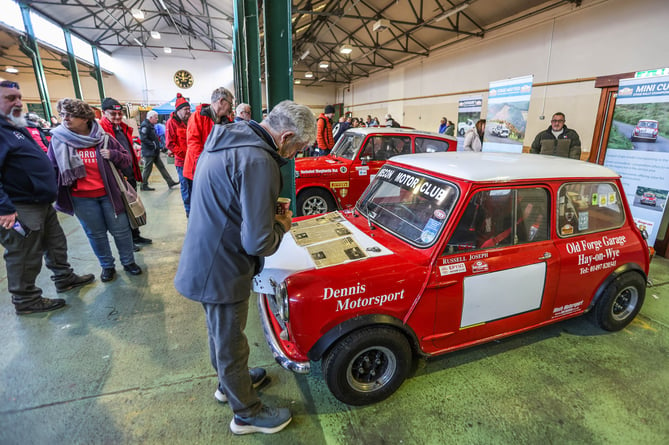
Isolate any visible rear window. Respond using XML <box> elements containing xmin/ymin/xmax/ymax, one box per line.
<box><xmin>557</xmin><ymin>182</ymin><xmax>625</xmax><ymax>237</ymax></box>
<box><xmin>415</xmin><ymin>137</ymin><xmax>451</xmax><ymax>153</ymax></box>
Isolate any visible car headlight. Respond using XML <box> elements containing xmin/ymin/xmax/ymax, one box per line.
<box><xmin>278</xmin><ymin>281</ymin><xmax>289</xmax><ymax>322</ymax></box>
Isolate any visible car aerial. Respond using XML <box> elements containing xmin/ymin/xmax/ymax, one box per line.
<box><xmin>640</xmin><ymin>191</ymin><xmax>657</xmax><ymax>206</ymax></box>
<box><xmin>457</xmin><ymin>118</ymin><xmax>475</xmax><ymax>136</ymax></box>
<box><xmin>490</xmin><ymin>123</ymin><xmax>510</xmax><ymax>137</ymax></box>
<box><xmin>294</xmin><ymin>127</ymin><xmax>456</xmax><ymax>216</ymax></box>
<box><xmin>254</xmin><ymin>152</ymin><xmax>651</xmax><ymax>406</ymax></box>
<box><xmin>631</xmin><ymin>119</ymin><xmax>659</xmax><ymax>142</ymax></box>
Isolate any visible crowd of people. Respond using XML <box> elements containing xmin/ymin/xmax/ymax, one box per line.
<box><xmin>1</xmin><ymin>77</ymin><xmax>582</xmax><ymax>435</ymax></box>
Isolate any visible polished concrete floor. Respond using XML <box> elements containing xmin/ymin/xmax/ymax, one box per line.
<box><xmin>1</xmin><ymin>160</ymin><xmax>668</xmax><ymax>444</ymax></box>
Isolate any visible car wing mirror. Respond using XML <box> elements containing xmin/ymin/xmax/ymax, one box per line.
<box><xmin>361</xmin><ymin>155</ymin><xmax>372</xmax><ymax>165</ymax></box>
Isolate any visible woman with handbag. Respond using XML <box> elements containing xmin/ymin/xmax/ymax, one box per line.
<box><xmin>48</xmin><ymin>98</ymin><xmax>142</xmax><ymax>282</ymax></box>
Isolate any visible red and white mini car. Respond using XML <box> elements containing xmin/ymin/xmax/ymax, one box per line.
<box><xmin>631</xmin><ymin>119</ymin><xmax>659</xmax><ymax>142</ymax></box>
<box><xmin>255</xmin><ymin>152</ymin><xmax>651</xmax><ymax>406</ymax></box>
<box><xmin>295</xmin><ymin>128</ymin><xmax>456</xmax><ymax>216</ymax></box>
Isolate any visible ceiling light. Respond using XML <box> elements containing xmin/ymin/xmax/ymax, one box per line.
<box><xmin>151</xmin><ymin>31</ymin><xmax>161</xmax><ymax>39</ymax></box>
<box><xmin>340</xmin><ymin>44</ymin><xmax>352</xmax><ymax>55</ymax></box>
<box><xmin>131</xmin><ymin>9</ymin><xmax>145</xmax><ymax>20</ymax></box>
<box><xmin>299</xmin><ymin>50</ymin><xmax>310</xmax><ymax>60</ymax></box>
<box><xmin>435</xmin><ymin>2</ymin><xmax>471</xmax><ymax>23</ymax></box>
<box><xmin>373</xmin><ymin>19</ymin><xmax>389</xmax><ymax>32</ymax></box>
<box><xmin>163</xmin><ymin>47</ymin><xmax>172</xmax><ymax>54</ymax></box>
<box><xmin>5</xmin><ymin>66</ymin><xmax>18</xmax><ymax>74</ymax></box>
<box><xmin>294</xmin><ymin>79</ymin><xmax>301</xmax><ymax>84</ymax></box>
<box><xmin>133</xmin><ymin>38</ymin><xmax>143</xmax><ymax>46</ymax></box>
<box><xmin>305</xmin><ymin>72</ymin><xmax>314</xmax><ymax>78</ymax></box>
<box><xmin>319</xmin><ymin>60</ymin><xmax>329</xmax><ymax>69</ymax></box>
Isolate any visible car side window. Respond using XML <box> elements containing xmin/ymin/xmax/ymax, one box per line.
<box><xmin>415</xmin><ymin>138</ymin><xmax>450</xmax><ymax>153</ymax></box>
<box><xmin>361</xmin><ymin>136</ymin><xmax>411</xmax><ymax>161</ymax></box>
<box><xmin>557</xmin><ymin>182</ymin><xmax>625</xmax><ymax>237</ymax></box>
<box><xmin>444</xmin><ymin>187</ymin><xmax>549</xmax><ymax>254</ymax></box>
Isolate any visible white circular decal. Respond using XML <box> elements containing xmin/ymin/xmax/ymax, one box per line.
<box><xmin>340</xmin><ymin>166</ymin><xmax>347</xmax><ymax>173</ymax></box>
<box><xmin>433</xmin><ymin>209</ymin><xmax>446</xmax><ymax>219</ymax></box>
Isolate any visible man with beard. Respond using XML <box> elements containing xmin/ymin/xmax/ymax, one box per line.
<box><xmin>165</xmin><ymin>93</ymin><xmax>192</xmax><ymax>215</ymax></box>
<box><xmin>99</xmin><ymin>97</ymin><xmax>152</xmax><ymax>247</ymax></box>
<box><xmin>0</xmin><ymin>80</ymin><xmax>94</xmax><ymax>314</ymax></box>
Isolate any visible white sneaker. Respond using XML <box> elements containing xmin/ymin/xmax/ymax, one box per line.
<box><xmin>229</xmin><ymin>405</ymin><xmax>292</xmax><ymax>435</ymax></box>
<box><xmin>214</xmin><ymin>367</ymin><xmax>267</xmax><ymax>403</ymax></box>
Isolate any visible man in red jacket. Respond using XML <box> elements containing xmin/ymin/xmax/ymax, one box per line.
<box><xmin>315</xmin><ymin>104</ymin><xmax>335</xmax><ymax>156</ymax></box>
<box><xmin>99</xmin><ymin>97</ymin><xmax>152</xmax><ymax>246</ymax></box>
<box><xmin>166</xmin><ymin>93</ymin><xmax>192</xmax><ymax>216</ymax></box>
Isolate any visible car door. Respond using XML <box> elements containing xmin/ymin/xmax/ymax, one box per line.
<box><xmin>425</xmin><ymin>186</ymin><xmax>559</xmax><ymax>353</ymax></box>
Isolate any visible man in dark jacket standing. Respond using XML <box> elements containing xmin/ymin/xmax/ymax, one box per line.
<box><xmin>174</xmin><ymin>100</ymin><xmax>316</xmax><ymax>435</ymax></box>
<box><xmin>0</xmin><ymin>80</ymin><xmax>94</xmax><ymax>315</ymax></box>
<box><xmin>139</xmin><ymin>110</ymin><xmax>178</xmax><ymax>190</ymax></box>
<box><xmin>99</xmin><ymin>97</ymin><xmax>152</xmax><ymax>246</ymax></box>
<box><xmin>530</xmin><ymin>112</ymin><xmax>581</xmax><ymax>159</ymax></box>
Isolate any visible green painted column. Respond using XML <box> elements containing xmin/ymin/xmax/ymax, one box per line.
<box><xmin>263</xmin><ymin>0</ymin><xmax>295</xmax><ymax>210</ymax></box>
<box><xmin>63</xmin><ymin>29</ymin><xmax>83</xmax><ymax>100</ymax></box>
<box><xmin>19</xmin><ymin>3</ymin><xmax>52</xmax><ymax>120</ymax></box>
<box><xmin>244</xmin><ymin>0</ymin><xmax>262</xmax><ymax>123</ymax></box>
<box><xmin>91</xmin><ymin>47</ymin><xmax>106</xmax><ymax>103</ymax></box>
<box><xmin>232</xmin><ymin>0</ymin><xmax>248</xmax><ymax>105</ymax></box>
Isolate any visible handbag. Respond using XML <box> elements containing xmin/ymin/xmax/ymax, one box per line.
<box><xmin>104</xmin><ymin>135</ymin><xmax>147</xmax><ymax>229</ymax></box>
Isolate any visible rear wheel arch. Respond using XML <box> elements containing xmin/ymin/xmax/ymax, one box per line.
<box><xmin>588</xmin><ymin>263</ymin><xmax>647</xmax><ymax>311</ymax></box>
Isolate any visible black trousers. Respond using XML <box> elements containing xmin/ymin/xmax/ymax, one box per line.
<box><xmin>142</xmin><ymin>153</ymin><xmax>175</xmax><ymax>186</ymax></box>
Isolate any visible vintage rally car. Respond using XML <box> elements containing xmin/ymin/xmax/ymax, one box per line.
<box><xmin>254</xmin><ymin>152</ymin><xmax>651</xmax><ymax>406</ymax></box>
<box><xmin>640</xmin><ymin>191</ymin><xmax>657</xmax><ymax>206</ymax></box>
<box><xmin>294</xmin><ymin>127</ymin><xmax>456</xmax><ymax>216</ymax></box>
<box><xmin>631</xmin><ymin>119</ymin><xmax>659</xmax><ymax>142</ymax></box>
<box><xmin>490</xmin><ymin>123</ymin><xmax>510</xmax><ymax>137</ymax></box>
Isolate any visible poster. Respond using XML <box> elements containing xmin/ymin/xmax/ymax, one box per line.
<box><xmin>456</xmin><ymin>96</ymin><xmax>483</xmax><ymax>151</ymax></box>
<box><xmin>603</xmin><ymin>75</ymin><xmax>669</xmax><ymax>245</ymax></box>
<box><xmin>482</xmin><ymin>75</ymin><xmax>533</xmax><ymax>153</ymax></box>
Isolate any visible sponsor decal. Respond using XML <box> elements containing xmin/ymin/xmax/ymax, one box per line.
<box><xmin>355</xmin><ymin>166</ymin><xmax>367</xmax><ymax>176</ymax></box>
<box><xmin>553</xmin><ymin>300</ymin><xmax>584</xmax><ymax>317</ymax></box>
<box><xmin>322</xmin><ymin>283</ymin><xmax>405</xmax><ymax>312</ymax></box>
<box><xmin>434</xmin><ymin>209</ymin><xmax>446</xmax><ymax>220</ymax></box>
<box><xmin>340</xmin><ymin>166</ymin><xmax>348</xmax><ymax>174</ymax></box>
<box><xmin>471</xmin><ymin>260</ymin><xmax>488</xmax><ymax>273</ymax></box>
<box><xmin>330</xmin><ymin>181</ymin><xmax>349</xmax><ymax>189</ymax></box>
<box><xmin>439</xmin><ymin>263</ymin><xmax>466</xmax><ymax>276</ymax></box>
<box><xmin>565</xmin><ymin>235</ymin><xmax>626</xmax><ymax>275</ymax></box>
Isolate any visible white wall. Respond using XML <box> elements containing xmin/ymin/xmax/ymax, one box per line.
<box><xmin>337</xmin><ymin>0</ymin><xmax>669</xmax><ymax>155</ymax></box>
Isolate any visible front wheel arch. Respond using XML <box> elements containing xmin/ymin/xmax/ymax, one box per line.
<box><xmin>296</xmin><ymin>187</ymin><xmax>337</xmax><ymax>216</ymax></box>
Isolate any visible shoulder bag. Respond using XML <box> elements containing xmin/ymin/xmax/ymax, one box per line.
<box><xmin>104</xmin><ymin>135</ymin><xmax>147</xmax><ymax>228</ymax></box>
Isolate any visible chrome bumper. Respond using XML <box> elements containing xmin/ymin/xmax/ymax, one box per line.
<box><xmin>257</xmin><ymin>293</ymin><xmax>310</xmax><ymax>374</ymax></box>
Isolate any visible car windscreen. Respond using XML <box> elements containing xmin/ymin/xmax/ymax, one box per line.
<box><xmin>639</xmin><ymin>121</ymin><xmax>658</xmax><ymax>128</ymax></box>
<box><xmin>357</xmin><ymin>165</ymin><xmax>459</xmax><ymax>247</ymax></box>
<box><xmin>331</xmin><ymin>132</ymin><xmax>364</xmax><ymax>160</ymax></box>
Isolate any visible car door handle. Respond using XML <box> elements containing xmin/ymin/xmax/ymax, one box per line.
<box><xmin>539</xmin><ymin>252</ymin><xmax>552</xmax><ymax>260</ymax></box>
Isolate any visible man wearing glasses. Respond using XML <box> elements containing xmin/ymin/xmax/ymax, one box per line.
<box><xmin>99</xmin><ymin>97</ymin><xmax>152</xmax><ymax>246</ymax></box>
<box><xmin>0</xmin><ymin>80</ymin><xmax>94</xmax><ymax>314</ymax></box>
<box><xmin>234</xmin><ymin>103</ymin><xmax>252</xmax><ymax>122</ymax></box>
<box><xmin>530</xmin><ymin>112</ymin><xmax>582</xmax><ymax>159</ymax></box>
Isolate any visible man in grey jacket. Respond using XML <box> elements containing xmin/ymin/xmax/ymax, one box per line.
<box><xmin>174</xmin><ymin>100</ymin><xmax>316</xmax><ymax>435</ymax></box>
<box><xmin>139</xmin><ymin>110</ymin><xmax>178</xmax><ymax>190</ymax></box>
<box><xmin>530</xmin><ymin>112</ymin><xmax>581</xmax><ymax>159</ymax></box>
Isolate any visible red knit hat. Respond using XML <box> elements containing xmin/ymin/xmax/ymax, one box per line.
<box><xmin>175</xmin><ymin>93</ymin><xmax>190</xmax><ymax>111</ymax></box>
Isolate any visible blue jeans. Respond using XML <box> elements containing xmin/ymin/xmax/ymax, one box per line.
<box><xmin>72</xmin><ymin>196</ymin><xmax>135</xmax><ymax>269</ymax></box>
<box><xmin>175</xmin><ymin>166</ymin><xmax>191</xmax><ymax>216</ymax></box>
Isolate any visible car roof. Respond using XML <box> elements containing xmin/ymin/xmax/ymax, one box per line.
<box><xmin>390</xmin><ymin>152</ymin><xmax>620</xmax><ymax>182</ymax></box>
<box><xmin>344</xmin><ymin>127</ymin><xmax>456</xmax><ymax>141</ymax></box>
<box><xmin>639</xmin><ymin>119</ymin><xmax>658</xmax><ymax>123</ymax></box>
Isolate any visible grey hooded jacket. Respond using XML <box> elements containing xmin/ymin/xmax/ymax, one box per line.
<box><xmin>174</xmin><ymin>121</ymin><xmax>287</xmax><ymax>303</ymax></box>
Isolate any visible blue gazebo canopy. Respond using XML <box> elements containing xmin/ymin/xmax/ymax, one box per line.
<box><xmin>152</xmin><ymin>97</ymin><xmax>196</xmax><ymax>115</ymax></box>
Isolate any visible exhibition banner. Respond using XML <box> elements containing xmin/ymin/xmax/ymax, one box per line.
<box><xmin>604</xmin><ymin>75</ymin><xmax>669</xmax><ymax>245</ymax></box>
<box><xmin>456</xmin><ymin>96</ymin><xmax>482</xmax><ymax>151</ymax></box>
<box><xmin>482</xmin><ymin>75</ymin><xmax>533</xmax><ymax>153</ymax></box>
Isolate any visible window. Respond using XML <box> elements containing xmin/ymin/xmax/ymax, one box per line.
<box><xmin>557</xmin><ymin>182</ymin><xmax>624</xmax><ymax>237</ymax></box>
<box><xmin>415</xmin><ymin>137</ymin><xmax>450</xmax><ymax>153</ymax></box>
<box><xmin>445</xmin><ymin>187</ymin><xmax>549</xmax><ymax>254</ymax></box>
<box><xmin>331</xmin><ymin>133</ymin><xmax>363</xmax><ymax>160</ymax></box>
<box><xmin>360</xmin><ymin>136</ymin><xmax>411</xmax><ymax>161</ymax></box>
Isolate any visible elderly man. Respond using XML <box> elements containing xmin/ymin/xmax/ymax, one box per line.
<box><xmin>0</xmin><ymin>80</ymin><xmax>94</xmax><ymax>315</ymax></box>
<box><xmin>139</xmin><ymin>110</ymin><xmax>178</xmax><ymax>190</ymax></box>
<box><xmin>166</xmin><ymin>93</ymin><xmax>192</xmax><ymax>215</ymax></box>
<box><xmin>99</xmin><ymin>97</ymin><xmax>151</xmax><ymax>246</ymax></box>
<box><xmin>175</xmin><ymin>100</ymin><xmax>316</xmax><ymax>435</ymax></box>
<box><xmin>234</xmin><ymin>103</ymin><xmax>252</xmax><ymax>122</ymax></box>
<box><xmin>530</xmin><ymin>112</ymin><xmax>581</xmax><ymax>159</ymax></box>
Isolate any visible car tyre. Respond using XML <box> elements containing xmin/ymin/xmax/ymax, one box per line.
<box><xmin>593</xmin><ymin>273</ymin><xmax>645</xmax><ymax>331</ymax></box>
<box><xmin>458</xmin><ymin>128</ymin><xmax>465</xmax><ymax>136</ymax></box>
<box><xmin>297</xmin><ymin>189</ymin><xmax>336</xmax><ymax>216</ymax></box>
<box><xmin>322</xmin><ymin>327</ymin><xmax>412</xmax><ymax>406</ymax></box>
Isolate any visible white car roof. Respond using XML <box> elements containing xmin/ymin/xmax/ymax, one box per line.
<box><xmin>390</xmin><ymin>152</ymin><xmax>620</xmax><ymax>182</ymax></box>
<box><xmin>345</xmin><ymin>127</ymin><xmax>455</xmax><ymax>141</ymax></box>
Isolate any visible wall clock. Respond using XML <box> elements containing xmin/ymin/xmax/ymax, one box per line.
<box><xmin>174</xmin><ymin>70</ymin><xmax>194</xmax><ymax>89</ymax></box>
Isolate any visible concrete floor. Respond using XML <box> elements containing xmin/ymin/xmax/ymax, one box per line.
<box><xmin>1</xmin><ymin>160</ymin><xmax>668</xmax><ymax>445</ymax></box>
